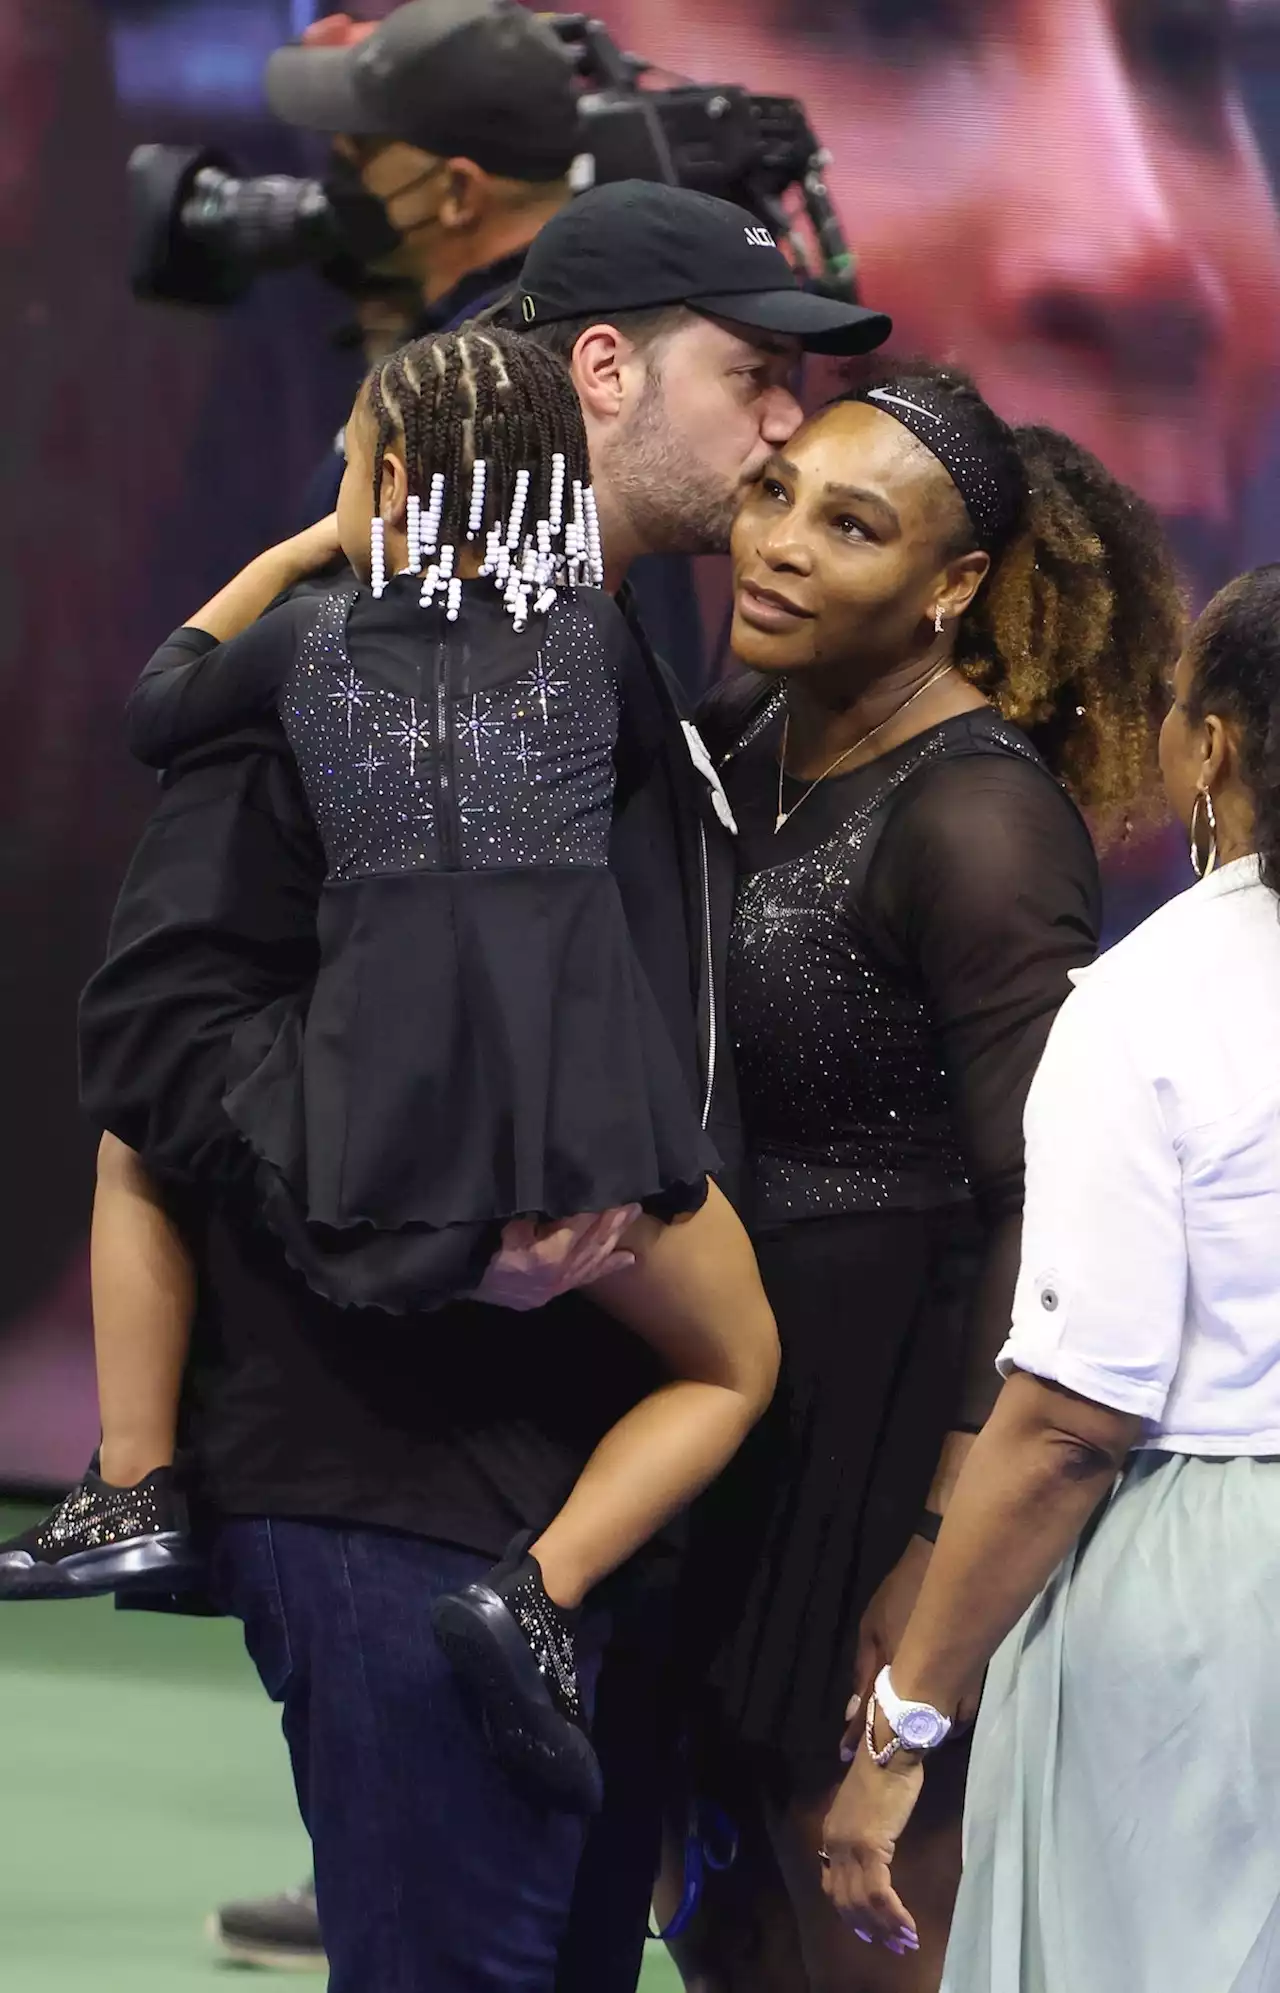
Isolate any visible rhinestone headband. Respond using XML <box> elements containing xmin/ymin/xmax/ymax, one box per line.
<box><xmin>853</xmin><ymin>384</ymin><xmax>1019</xmax><ymax>552</ymax></box>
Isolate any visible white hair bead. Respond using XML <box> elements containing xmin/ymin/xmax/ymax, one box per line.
<box><xmin>405</xmin><ymin>494</ymin><xmax>422</xmax><ymax>575</ymax></box>
<box><xmin>548</xmin><ymin>453</ymin><xmax>566</xmax><ymax>535</ymax></box>
<box><xmin>467</xmin><ymin>458</ymin><xmax>487</xmax><ymax>541</ymax></box>
<box><xmin>369</xmin><ymin>516</ymin><xmax>386</xmax><ymax>599</ymax></box>
<box><xmin>506</xmin><ymin>469</ymin><xmax>531</xmax><ymax>550</ymax></box>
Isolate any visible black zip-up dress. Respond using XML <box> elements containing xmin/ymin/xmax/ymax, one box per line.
<box><xmin>126</xmin><ymin>577</ymin><xmax>717</xmax><ymax>1313</ymax></box>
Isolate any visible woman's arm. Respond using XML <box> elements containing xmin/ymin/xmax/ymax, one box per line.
<box><xmin>821</xmin><ymin>1374</ymin><xmax>1139</xmax><ymax>1947</ymax></box>
<box><xmin>847</xmin><ymin>756</ymin><xmax>1102</xmax><ymax>1714</ymax></box>
<box><xmin>883</xmin><ymin>1372</ymin><xmax>1139</xmax><ymax>1717</ymax></box>
<box><xmin>821</xmin><ymin>961</ymin><xmax>1190</xmax><ymax>1947</ymax></box>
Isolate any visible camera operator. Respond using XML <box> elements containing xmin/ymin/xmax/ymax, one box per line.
<box><xmin>267</xmin><ymin>0</ymin><xmax>706</xmax><ymax>692</ymax></box>
<box><xmin>267</xmin><ymin>0</ymin><xmax>580</xmax><ymax>520</ymax></box>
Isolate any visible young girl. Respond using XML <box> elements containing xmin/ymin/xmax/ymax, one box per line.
<box><xmin>0</xmin><ymin>329</ymin><xmax>779</xmax><ymax>1812</ymax></box>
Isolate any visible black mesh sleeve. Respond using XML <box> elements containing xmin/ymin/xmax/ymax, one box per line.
<box><xmin>863</xmin><ymin>752</ymin><xmax>1101</xmax><ymax>1423</ymax></box>
<box><xmin>126</xmin><ymin>600</ymin><xmax>309</xmax><ymax>769</ymax></box>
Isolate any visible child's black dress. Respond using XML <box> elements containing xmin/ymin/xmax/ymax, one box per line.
<box><xmin>128</xmin><ymin>577</ymin><xmax>716</xmax><ymax>1311</ymax></box>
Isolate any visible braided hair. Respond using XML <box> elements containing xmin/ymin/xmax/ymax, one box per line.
<box><xmin>846</xmin><ymin>363</ymin><xmax>1186</xmax><ymax>837</ymax></box>
<box><xmin>366</xmin><ymin>326</ymin><xmax>592</xmax><ymax>560</ymax></box>
<box><xmin>1183</xmin><ymin>564</ymin><xmax>1280</xmax><ymax>900</ymax></box>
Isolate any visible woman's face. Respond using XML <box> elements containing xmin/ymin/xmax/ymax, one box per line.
<box><xmin>1158</xmin><ymin>645</ymin><xmax>1208</xmax><ymax>829</ymax></box>
<box><xmin>603</xmin><ymin>0</ymin><xmax>1280</xmax><ymax>586</ymax></box>
<box><xmin>729</xmin><ymin>399</ymin><xmax>984</xmax><ymax>675</ymax></box>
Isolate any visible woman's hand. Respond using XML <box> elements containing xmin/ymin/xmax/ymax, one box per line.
<box><xmin>845</xmin><ymin>1535</ymin><xmax>934</xmax><ymax>1752</ymax></box>
<box><xmin>472</xmin><ymin>1208</ymin><xmax>641</xmax><ymax>1312</ymax></box>
<box><xmin>821</xmin><ymin>1744</ymin><xmax>925</xmax><ymax>1952</ymax></box>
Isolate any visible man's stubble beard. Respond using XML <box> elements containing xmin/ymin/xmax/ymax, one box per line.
<box><xmin>600</xmin><ymin>361</ymin><xmax>743</xmax><ymax>557</ymax></box>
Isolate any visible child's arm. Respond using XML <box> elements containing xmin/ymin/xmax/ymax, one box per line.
<box><xmin>127</xmin><ymin>516</ymin><xmax>345</xmax><ymax>769</ymax></box>
<box><xmin>183</xmin><ymin>514</ymin><xmax>344</xmax><ymax>644</ymax></box>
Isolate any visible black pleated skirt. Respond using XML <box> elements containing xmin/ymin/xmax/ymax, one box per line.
<box><xmin>688</xmin><ymin>1204</ymin><xmax>980</xmax><ymax>1796</ymax></box>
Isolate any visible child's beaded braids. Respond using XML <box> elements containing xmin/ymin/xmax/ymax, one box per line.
<box><xmin>366</xmin><ymin>328</ymin><xmax>600</xmax><ymax>626</ymax></box>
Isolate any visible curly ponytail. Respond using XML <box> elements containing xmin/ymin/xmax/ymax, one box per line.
<box><xmin>848</xmin><ymin>365</ymin><xmax>1186</xmax><ymax>840</ymax></box>
<box><xmin>961</xmin><ymin>423</ymin><xmax>1184</xmax><ymax>835</ymax></box>
<box><xmin>1184</xmin><ymin>564</ymin><xmax>1280</xmax><ymax>900</ymax></box>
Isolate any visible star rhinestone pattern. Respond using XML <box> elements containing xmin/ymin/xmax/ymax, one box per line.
<box><xmin>280</xmin><ymin>588</ymin><xmax>620</xmax><ymax>881</ymax></box>
<box><xmin>729</xmin><ymin>721</ymin><xmax>1039</xmax><ymax>1222</ymax></box>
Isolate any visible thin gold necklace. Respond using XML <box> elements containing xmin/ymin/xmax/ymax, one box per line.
<box><xmin>775</xmin><ymin>658</ymin><xmax>955</xmax><ymax>834</ymax></box>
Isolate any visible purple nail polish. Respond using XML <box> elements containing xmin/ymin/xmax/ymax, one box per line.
<box><xmin>855</xmin><ymin>1929</ymin><xmax>872</xmax><ymax>1944</ymax></box>
<box><xmin>886</xmin><ymin>1940</ymin><xmax>906</xmax><ymax>1956</ymax></box>
<box><xmin>840</xmin><ymin>1745</ymin><xmax>854</xmax><ymax>1763</ymax></box>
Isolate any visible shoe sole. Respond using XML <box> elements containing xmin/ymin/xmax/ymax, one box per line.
<box><xmin>0</xmin><ymin>1534</ymin><xmax>204</xmax><ymax>1600</ymax></box>
<box><xmin>205</xmin><ymin>1915</ymin><xmax>326</xmax><ymax>1972</ymax></box>
<box><xmin>430</xmin><ymin>1586</ymin><xmax>603</xmax><ymax>1816</ymax></box>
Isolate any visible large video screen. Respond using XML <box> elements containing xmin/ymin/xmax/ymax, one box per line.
<box><xmin>4</xmin><ymin>0</ymin><xmax>1278</xmax><ymax>1484</ymax></box>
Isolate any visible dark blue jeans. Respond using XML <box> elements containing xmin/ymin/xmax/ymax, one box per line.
<box><xmin>210</xmin><ymin>1518</ymin><xmax>607</xmax><ymax>1993</ymax></box>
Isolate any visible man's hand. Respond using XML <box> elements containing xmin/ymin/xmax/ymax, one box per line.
<box><xmin>472</xmin><ymin>1208</ymin><xmax>641</xmax><ymax>1312</ymax></box>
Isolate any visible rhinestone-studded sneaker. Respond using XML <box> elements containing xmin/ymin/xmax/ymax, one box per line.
<box><xmin>429</xmin><ymin>1536</ymin><xmax>603</xmax><ymax>1814</ymax></box>
<box><xmin>0</xmin><ymin>1463</ymin><xmax>202</xmax><ymax>1600</ymax></box>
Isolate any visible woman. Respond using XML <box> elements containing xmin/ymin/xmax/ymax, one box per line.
<box><xmin>820</xmin><ymin>562</ymin><xmax>1280</xmax><ymax>1989</ymax></box>
<box><xmin>602</xmin><ymin>0</ymin><xmax>1280</xmax><ymax>601</ymax></box>
<box><xmin>676</xmin><ymin>365</ymin><xmax>1184</xmax><ymax>1992</ymax></box>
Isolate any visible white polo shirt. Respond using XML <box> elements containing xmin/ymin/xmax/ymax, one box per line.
<box><xmin>999</xmin><ymin>857</ymin><xmax>1280</xmax><ymax>1455</ymax></box>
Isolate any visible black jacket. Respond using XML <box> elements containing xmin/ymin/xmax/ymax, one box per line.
<box><xmin>79</xmin><ymin>597</ymin><xmax>739</xmax><ymax>1555</ymax></box>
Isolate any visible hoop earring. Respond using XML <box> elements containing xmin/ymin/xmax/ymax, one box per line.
<box><xmin>933</xmin><ymin>608</ymin><xmax>945</xmax><ymax>635</ymax></box>
<box><xmin>1190</xmin><ymin>785</ymin><xmax>1218</xmax><ymax>880</ymax></box>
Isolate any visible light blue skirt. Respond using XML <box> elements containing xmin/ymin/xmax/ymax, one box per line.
<box><xmin>942</xmin><ymin>1452</ymin><xmax>1280</xmax><ymax>1993</ymax></box>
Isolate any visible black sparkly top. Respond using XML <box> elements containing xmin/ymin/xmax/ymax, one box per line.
<box><xmin>708</xmin><ymin>686</ymin><xmax>1101</xmax><ymax>1412</ymax></box>
<box><xmin>128</xmin><ymin>579</ymin><xmax>630</xmax><ymax>878</ymax></box>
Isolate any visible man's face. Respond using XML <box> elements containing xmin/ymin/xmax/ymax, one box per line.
<box><xmin>332</xmin><ymin>134</ymin><xmax>450</xmax><ymax>282</ymax></box>
<box><xmin>601</xmin><ymin>0</ymin><xmax>1280</xmax><ymax>594</ymax></box>
<box><xmin>600</xmin><ymin>314</ymin><xmax>804</xmax><ymax>555</ymax></box>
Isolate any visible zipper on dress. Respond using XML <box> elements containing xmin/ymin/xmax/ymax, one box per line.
<box><xmin>433</xmin><ymin>636</ymin><xmax>460</xmax><ymax>866</ymax></box>
<box><xmin>698</xmin><ymin>822</ymin><xmax>716</xmax><ymax>1131</ymax></box>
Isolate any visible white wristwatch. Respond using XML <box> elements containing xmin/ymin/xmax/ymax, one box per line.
<box><xmin>873</xmin><ymin>1665</ymin><xmax>953</xmax><ymax>1754</ymax></box>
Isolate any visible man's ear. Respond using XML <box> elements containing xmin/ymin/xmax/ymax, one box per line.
<box><xmin>570</xmin><ymin>324</ymin><xmax>632</xmax><ymax>424</ymax></box>
<box><xmin>438</xmin><ymin>157</ymin><xmax>488</xmax><ymax>232</ymax></box>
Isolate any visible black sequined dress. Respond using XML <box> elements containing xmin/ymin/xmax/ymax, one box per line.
<box><xmin>127</xmin><ymin>579</ymin><xmax>716</xmax><ymax>1311</ymax></box>
<box><xmin>689</xmin><ymin>690</ymin><xmax>1101</xmax><ymax>1792</ymax></box>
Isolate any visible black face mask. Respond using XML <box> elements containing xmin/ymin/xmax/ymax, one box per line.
<box><xmin>322</xmin><ymin>154</ymin><xmax>407</xmax><ymax>269</ymax></box>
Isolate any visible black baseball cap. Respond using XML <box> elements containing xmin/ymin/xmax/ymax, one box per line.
<box><xmin>514</xmin><ymin>181</ymin><xmax>892</xmax><ymax>357</ymax></box>
<box><xmin>264</xmin><ymin>0</ymin><xmax>583</xmax><ymax>183</ymax></box>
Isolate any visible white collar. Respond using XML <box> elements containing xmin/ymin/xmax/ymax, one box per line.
<box><xmin>1195</xmin><ymin>854</ymin><xmax>1264</xmax><ymax>901</ymax></box>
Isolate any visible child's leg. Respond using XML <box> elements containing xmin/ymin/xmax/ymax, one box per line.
<box><xmin>91</xmin><ymin>1132</ymin><xmax>194</xmax><ymax>1487</ymax></box>
<box><xmin>530</xmin><ymin>1181</ymin><xmax>779</xmax><ymax>1609</ymax></box>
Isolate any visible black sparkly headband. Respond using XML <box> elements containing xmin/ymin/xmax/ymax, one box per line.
<box><xmin>851</xmin><ymin>383</ymin><xmax>1020</xmax><ymax>552</ymax></box>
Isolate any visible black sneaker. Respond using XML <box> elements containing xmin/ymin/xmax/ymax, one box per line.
<box><xmin>430</xmin><ymin>1535</ymin><xmax>603</xmax><ymax>1815</ymax></box>
<box><xmin>0</xmin><ymin>1464</ymin><xmax>202</xmax><ymax>1599</ymax></box>
<box><xmin>207</xmin><ymin>1877</ymin><xmax>325</xmax><ymax>1972</ymax></box>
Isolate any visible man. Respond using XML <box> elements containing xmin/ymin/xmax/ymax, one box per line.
<box><xmin>82</xmin><ymin>182</ymin><xmax>888</xmax><ymax>1992</ymax></box>
<box><xmin>276</xmin><ymin>0</ymin><xmax>709</xmax><ymax>697</ymax></box>
<box><xmin>275</xmin><ymin>0</ymin><xmax>579</xmax><ymax>505</ymax></box>
<box><xmin>284</xmin><ymin>0</ymin><xmax>579</xmax><ymax>346</ymax></box>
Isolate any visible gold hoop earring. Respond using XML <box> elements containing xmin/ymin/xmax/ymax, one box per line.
<box><xmin>1190</xmin><ymin>786</ymin><xmax>1218</xmax><ymax>880</ymax></box>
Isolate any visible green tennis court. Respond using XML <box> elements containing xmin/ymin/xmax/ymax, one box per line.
<box><xmin>0</xmin><ymin>1505</ymin><xmax>680</xmax><ymax>1992</ymax></box>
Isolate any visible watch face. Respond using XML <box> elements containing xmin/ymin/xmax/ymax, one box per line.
<box><xmin>898</xmin><ymin>1707</ymin><xmax>946</xmax><ymax>1751</ymax></box>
